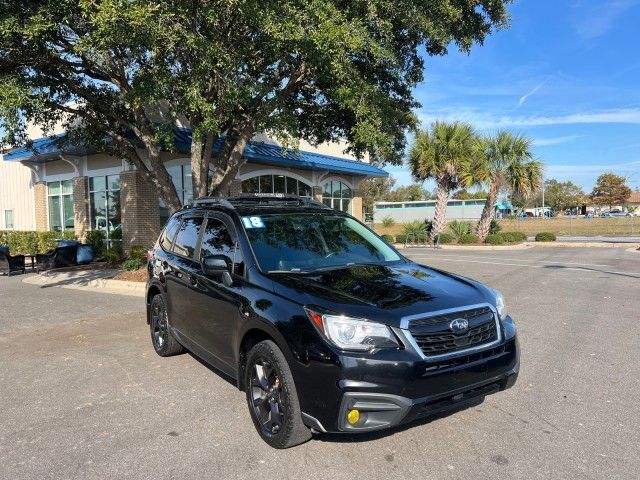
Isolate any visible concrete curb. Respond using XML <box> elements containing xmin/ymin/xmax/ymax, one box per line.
<box><xmin>22</xmin><ymin>272</ymin><xmax>145</xmax><ymax>297</ymax></box>
<box><xmin>397</xmin><ymin>241</ymin><xmax>640</xmax><ymax>251</ymax></box>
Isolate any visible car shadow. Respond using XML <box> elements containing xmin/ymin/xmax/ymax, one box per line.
<box><xmin>542</xmin><ymin>264</ymin><xmax>640</xmax><ymax>279</ymax></box>
<box><xmin>314</xmin><ymin>397</ymin><xmax>484</xmax><ymax>444</ymax></box>
<box><xmin>187</xmin><ymin>352</ymin><xmax>237</xmax><ymax>388</ymax></box>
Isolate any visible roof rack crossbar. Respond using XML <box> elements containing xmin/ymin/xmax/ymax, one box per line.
<box><xmin>189</xmin><ymin>197</ymin><xmax>235</xmax><ymax>209</ymax></box>
<box><xmin>229</xmin><ymin>193</ymin><xmax>331</xmax><ymax>209</ymax></box>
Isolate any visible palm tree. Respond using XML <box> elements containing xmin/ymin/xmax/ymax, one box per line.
<box><xmin>474</xmin><ymin>131</ymin><xmax>543</xmax><ymax>241</ymax></box>
<box><xmin>408</xmin><ymin>121</ymin><xmax>477</xmax><ymax>242</ymax></box>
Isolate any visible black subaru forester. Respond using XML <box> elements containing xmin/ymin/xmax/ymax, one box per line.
<box><xmin>146</xmin><ymin>194</ymin><xmax>519</xmax><ymax>448</ymax></box>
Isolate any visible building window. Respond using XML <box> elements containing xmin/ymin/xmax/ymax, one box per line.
<box><xmin>47</xmin><ymin>180</ymin><xmax>74</xmax><ymax>232</ymax></box>
<box><xmin>241</xmin><ymin>174</ymin><xmax>312</xmax><ymax>197</ymax></box>
<box><xmin>160</xmin><ymin>164</ymin><xmax>193</xmax><ymax>227</ymax></box>
<box><xmin>322</xmin><ymin>180</ymin><xmax>351</xmax><ymax>213</ymax></box>
<box><xmin>89</xmin><ymin>175</ymin><xmax>122</xmax><ymax>248</ymax></box>
<box><xmin>4</xmin><ymin>210</ymin><xmax>14</xmax><ymax>229</ymax></box>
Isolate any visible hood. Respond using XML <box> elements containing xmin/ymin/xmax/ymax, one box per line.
<box><xmin>270</xmin><ymin>263</ymin><xmax>493</xmax><ymax>327</ymax></box>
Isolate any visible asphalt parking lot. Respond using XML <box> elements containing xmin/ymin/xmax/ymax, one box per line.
<box><xmin>1</xmin><ymin>247</ymin><xmax>639</xmax><ymax>480</ymax></box>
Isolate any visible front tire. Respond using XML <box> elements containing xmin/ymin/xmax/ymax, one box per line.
<box><xmin>149</xmin><ymin>294</ymin><xmax>184</xmax><ymax>357</ymax></box>
<box><xmin>244</xmin><ymin>340</ymin><xmax>312</xmax><ymax>448</ymax></box>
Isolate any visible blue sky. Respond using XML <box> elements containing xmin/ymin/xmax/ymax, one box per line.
<box><xmin>387</xmin><ymin>0</ymin><xmax>640</xmax><ymax>192</ymax></box>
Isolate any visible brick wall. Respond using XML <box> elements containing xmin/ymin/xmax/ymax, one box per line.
<box><xmin>312</xmin><ymin>186</ymin><xmax>323</xmax><ymax>203</ymax></box>
<box><xmin>72</xmin><ymin>176</ymin><xmax>90</xmax><ymax>240</ymax></box>
<box><xmin>350</xmin><ymin>193</ymin><xmax>363</xmax><ymax>221</ymax></box>
<box><xmin>120</xmin><ymin>170</ymin><xmax>160</xmax><ymax>253</ymax></box>
<box><xmin>33</xmin><ymin>182</ymin><xmax>48</xmax><ymax>231</ymax></box>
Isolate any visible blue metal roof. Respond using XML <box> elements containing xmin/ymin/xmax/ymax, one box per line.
<box><xmin>4</xmin><ymin>129</ymin><xmax>388</xmax><ymax>177</ymax></box>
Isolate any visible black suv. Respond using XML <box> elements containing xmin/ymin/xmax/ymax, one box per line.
<box><xmin>146</xmin><ymin>194</ymin><xmax>519</xmax><ymax>448</ymax></box>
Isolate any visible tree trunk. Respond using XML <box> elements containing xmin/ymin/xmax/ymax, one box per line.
<box><xmin>430</xmin><ymin>182</ymin><xmax>449</xmax><ymax>242</ymax></box>
<box><xmin>139</xmin><ymin>135</ymin><xmax>182</xmax><ymax>214</ymax></box>
<box><xmin>476</xmin><ymin>181</ymin><xmax>499</xmax><ymax>241</ymax></box>
<box><xmin>190</xmin><ymin>131</ymin><xmax>212</xmax><ymax>200</ymax></box>
<box><xmin>209</xmin><ymin>122</ymin><xmax>254</xmax><ymax>196</ymax></box>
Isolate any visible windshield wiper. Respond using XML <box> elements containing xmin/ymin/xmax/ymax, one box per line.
<box><xmin>266</xmin><ymin>269</ymin><xmax>305</xmax><ymax>274</ymax></box>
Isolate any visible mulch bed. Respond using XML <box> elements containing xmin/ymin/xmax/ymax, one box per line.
<box><xmin>112</xmin><ymin>268</ymin><xmax>147</xmax><ymax>282</ymax></box>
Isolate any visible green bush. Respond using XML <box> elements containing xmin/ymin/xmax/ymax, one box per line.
<box><xmin>0</xmin><ymin>230</ymin><xmax>66</xmax><ymax>254</ymax></box>
<box><xmin>381</xmin><ymin>216</ymin><xmax>395</xmax><ymax>228</ymax></box>
<box><xmin>38</xmin><ymin>231</ymin><xmax>58</xmax><ymax>253</ymax></box>
<box><xmin>458</xmin><ymin>233</ymin><xmax>479</xmax><ymax>244</ymax></box>
<box><xmin>501</xmin><ymin>231</ymin><xmax>527</xmax><ymax>243</ymax></box>
<box><xmin>122</xmin><ymin>258</ymin><xmax>145</xmax><ymax>271</ymax></box>
<box><xmin>489</xmin><ymin>219</ymin><xmax>502</xmax><ymax>234</ymax></box>
<box><xmin>85</xmin><ymin>230</ymin><xmax>106</xmax><ymax>258</ymax></box>
<box><xmin>401</xmin><ymin>221</ymin><xmax>428</xmax><ymax>243</ymax></box>
<box><xmin>105</xmin><ymin>248</ymin><xmax>123</xmax><ymax>265</ymax></box>
<box><xmin>485</xmin><ymin>233</ymin><xmax>505</xmax><ymax>245</ymax></box>
<box><xmin>128</xmin><ymin>246</ymin><xmax>148</xmax><ymax>261</ymax></box>
<box><xmin>61</xmin><ymin>231</ymin><xmax>77</xmax><ymax>241</ymax></box>
<box><xmin>448</xmin><ymin>220</ymin><xmax>470</xmax><ymax>239</ymax></box>
<box><xmin>380</xmin><ymin>234</ymin><xmax>394</xmax><ymax>243</ymax></box>
<box><xmin>437</xmin><ymin>233</ymin><xmax>454</xmax><ymax>244</ymax></box>
<box><xmin>535</xmin><ymin>232</ymin><xmax>557</xmax><ymax>242</ymax></box>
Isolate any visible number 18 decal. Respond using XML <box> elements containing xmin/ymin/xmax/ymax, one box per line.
<box><xmin>241</xmin><ymin>216</ymin><xmax>265</xmax><ymax>228</ymax></box>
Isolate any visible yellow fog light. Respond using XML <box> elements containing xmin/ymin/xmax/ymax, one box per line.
<box><xmin>347</xmin><ymin>409</ymin><xmax>360</xmax><ymax>425</ymax></box>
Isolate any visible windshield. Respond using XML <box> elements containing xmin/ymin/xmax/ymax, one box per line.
<box><xmin>242</xmin><ymin>213</ymin><xmax>402</xmax><ymax>273</ymax></box>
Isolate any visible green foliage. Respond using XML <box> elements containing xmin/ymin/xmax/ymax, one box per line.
<box><xmin>501</xmin><ymin>231</ymin><xmax>527</xmax><ymax>243</ymax></box>
<box><xmin>105</xmin><ymin>248</ymin><xmax>124</xmax><ymax>266</ymax></box>
<box><xmin>0</xmin><ymin>0</ymin><xmax>511</xmax><ymax>207</ymax></box>
<box><xmin>458</xmin><ymin>233</ymin><xmax>479</xmax><ymax>244</ymax></box>
<box><xmin>535</xmin><ymin>232</ymin><xmax>557</xmax><ymax>242</ymax></box>
<box><xmin>85</xmin><ymin>230</ymin><xmax>106</xmax><ymax>258</ymax></box>
<box><xmin>448</xmin><ymin>220</ymin><xmax>470</xmax><ymax>239</ymax></box>
<box><xmin>380</xmin><ymin>234</ymin><xmax>394</xmax><ymax>243</ymax></box>
<box><xmin>437</xmin><ymin>233</ymin><xmax>454</xmax><ymax>244</ymax></box>
<box><xmin>590</xmin><ymin>173</ymin><xmax>632</xmax><ymax>209</ymax></box>
<box><xmin>401</xmin><ymin>221</ymin><xmax>428</xmax><ymax>242</ymax></box>
<box><xmin>385</xmin><ymin>183</ymin><xmax>429</xmax><ymax>202</ymax></box>
<box><xmin>452</xmin><ymin>189</ymin><xmax>488</xmax><ymax>199</ymax></box>
<box><xmin>541</xmin><ymin>179</ymin><xmax>585</xmax><ymax>213</ymax></box>
<box><xmin>381</xmin><ymin>216</ymin><xmax>395</xmax><ymax>228</ymax></box>
<box><xmin>128</xmin><ymin>246</ymin><xmax>148</xmax><ymax>261</ymax></box>
<box><xmin>0</xmin><ymin>230</ymin><xmax>63</xmax><ymax>254</ymax></box>
<box><xmin>484</xmin><ymin>233</ymin><xmax>505</xmax><ymax>245</ymax></box>
<box><xmin>122</xmin><ymin>258</ymin><xmax>145</xmax><ymax>271</ymax></box>
<box><xmin>489</xmin><ymin>219</ymin><xmax>502</xmax><ymax>234</ymax></box>
<box><xmin>61</xmin><ymin>231</ymin><xmax>77</xmax><ymax>241</ymax></box>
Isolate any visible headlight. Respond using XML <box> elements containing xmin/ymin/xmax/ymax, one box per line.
<box><xmin>494</xmin><ymin>290</ymin><xmax>507</xmax><ymax>322</ymax></box>
<box><xmin>305</xmin><ymin>308</ymin><xmax>399</xmax><ymax>351</ymax></box>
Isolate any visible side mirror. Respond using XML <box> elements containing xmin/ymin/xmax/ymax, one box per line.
<box><xmin>202</xmin><ymin>255</ymin><xmax>234</xmax><ymax>287</ymax></box>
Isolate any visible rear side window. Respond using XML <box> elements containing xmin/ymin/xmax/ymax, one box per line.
<box><xmin>172</xmin><ymin>217</ymin><xmax>204</xmax><ymax>258</ymax></box>
<box><xmin>200</xmin><ymin>218</ymin><xmax>245</xmax><ymax>275</ymax></box>
<box><xmin>160</xmin><ymin>217</ymin><xmax>181</xmax><ymax>251</ymax></box>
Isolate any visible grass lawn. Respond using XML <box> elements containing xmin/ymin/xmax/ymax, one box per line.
<box><xmin>372</xmin><ymin>217</ymin><xmax>640</xmax><ymax>237</ymax></box>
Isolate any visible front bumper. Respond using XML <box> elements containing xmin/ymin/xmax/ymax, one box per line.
<box><xmin>297</xmin><ymin>318</ymin><xmax>519</xmax><ymax>433</ymax></box>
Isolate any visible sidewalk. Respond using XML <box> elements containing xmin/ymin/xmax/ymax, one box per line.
<box><xmin>22</xmin><ymin>269</ymin><xmax>146</xmax><ymax>297</ymax></box>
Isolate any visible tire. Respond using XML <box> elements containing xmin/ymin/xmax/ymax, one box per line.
<box><xmin>149</xmin><ymin>294</ymin><xmax>184</xmax><ymax>357</ymax></box>
<box><xmin>244</xmin><ymin>340</ymin><xmax>312</xmax><ymax>448</ymax></box>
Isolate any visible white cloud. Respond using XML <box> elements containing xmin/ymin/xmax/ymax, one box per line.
<box><xmin>573</xmin><ymin>0</ymin><xmax>640</xmax><ymax>39</ymax></box>
<box><xmin>417</xmin><ymin>108</ymin><xmax>640</xmax><ymax>130</ymax></box>
<box><xmin>533</xmin><ymin>135</ymin><xmax>583</xmax><ymax>147</ymax></box>
<box><xmin>515</xmin><ymin>80</ymin><xmax>547</xmax><ymax>109</ymax></box>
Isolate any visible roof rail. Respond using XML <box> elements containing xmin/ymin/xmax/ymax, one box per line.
<box><xmin>189</xmin><ymin>197</ymin><xmax>235</xmax><ymax>209</ymax></box>
<box><xmin>229</xmin><ymin>193</ymin><xmax>330</xmax><ymax>209</ymax></box>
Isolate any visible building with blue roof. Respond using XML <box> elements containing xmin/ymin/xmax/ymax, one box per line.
<box><xmin>1</xmin><ymin>129</ymin><xmax>387</xmax><ymax>250</ymax></box>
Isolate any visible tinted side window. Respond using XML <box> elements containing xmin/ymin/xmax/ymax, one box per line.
<box><xmin>172</xmin><ymin>217</ymin><xmax>204</xmax><ymax>258</ymax></box>
<box><xmin>160</xmin><ymin>217</ymin><xmax>181</xmax><ymax>251</ymax></box>
<box><xmin>200</xmin><ymin>218</ymin><xmax>245</xmax><ymax>275</ymax></box>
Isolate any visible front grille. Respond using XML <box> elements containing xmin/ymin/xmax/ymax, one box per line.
<box><xmin>408</xmin><ymin>306</ymin><xmax>498</xmax><ymax>357</ymax></box>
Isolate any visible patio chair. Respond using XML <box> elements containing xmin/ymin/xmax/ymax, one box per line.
<box><xmin>35</xmin><ymin>245</ymin><xmax>78</xmax><ymax>272</ymax></box>
<box><xmin>0</xmin><ymin>248</ymin><xmax>26</xmax><ymax>276</ymax></box>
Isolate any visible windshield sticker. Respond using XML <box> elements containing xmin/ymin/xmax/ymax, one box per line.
<box><xmin>241</xmin><ymin>216</ymin><xmax>266</xmax><ymax>229</ymax></box>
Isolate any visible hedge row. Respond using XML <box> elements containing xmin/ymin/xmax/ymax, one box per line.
<box><xmin>0</xmin><ymin>230</ymin><xmax>77</xmax><ymax>254</ymax></box>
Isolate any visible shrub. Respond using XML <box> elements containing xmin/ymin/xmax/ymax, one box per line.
<box><xmin>448</xmin><ymin>220</ymin><xmax>470</xmax><ymax>239</ymax></box>
<box><xmin>381</xmin><ymin>216</ymin><xmax>395</xmax><ymax>228</ymax></box>
<box><xmin>128</xmin><ymin>246</ymin><xmax>148</xmax><ymax>261</ymax></box>
<box><xmin>85</xmin><ymin>230</ymin><xmax>106</xmax><ymax>259</ymax></box>
<box><xmin>485</xmin><ymin>233</ymin><xmax>505</xmax><ymax>245</ymax></box>
<box><xmin>105</xmin><ymin>248</ymin><xmax>124</xmax><ymax>265</ymax></box>
<box><xmin>489</xmin><ymin>219</ymin><xmax>502</xmax><ymax>234</ymax></box>
<box><xmin>37</xmin><ymin>231</ymin><xmax>58</xmax><ymax>253</ymax></box>
<box><xmin>61</xmin><ymin>230</ymin><xmax>77</xmax><ymax>241</ymax></box>
<box><xmin>437</xmin><ymin>233</ymin><xmax>454</xmax><ymax>244</ymax></box>
<box><xmin>458</xmin><ymin>233</ymin><xmax>479</xmax><ymax>244</ymax></box>
<box><xmin>380</xmin><ymin>234</ymin><xmax>394</xmax><ymax>243</ymax></box>
<box><xmin>501</xmin><ymin>231</ymin><xmax>527</xmax><ymax>243</ymax></box>
<box><xmin>401</xmin><ymin>221</ymin><xmax>428</xmax><ymax>243</ymax></box>
<box><xmin>122</xmin><ymin>258</ymin><xmax>145</xmax><ymax>271</ymax></box>
<box><xmin>535</xmin><ymin>232</ymin><xmax>557</xmax><ymax>242</ymax></box>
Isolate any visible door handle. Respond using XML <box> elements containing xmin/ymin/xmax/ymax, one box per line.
<box><xmin>189</xmin><ymin>274</ymin><xmax>198</xmax><ymax>286</ymax></box>
<box><xmin>160</xmin><ymin>261</ymin><xmax>172</xmax><ymax>276</ymax></box>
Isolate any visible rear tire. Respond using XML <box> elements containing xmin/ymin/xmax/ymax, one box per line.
<box><xmin>149</xmin><ymin>294</ymin><xmax>184</xmax><ymax>357</ymax></box>
<box><xmin>244</xmin><ymin>340</ymin><xmax>312</xmax><ymax>448</ymax></box>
